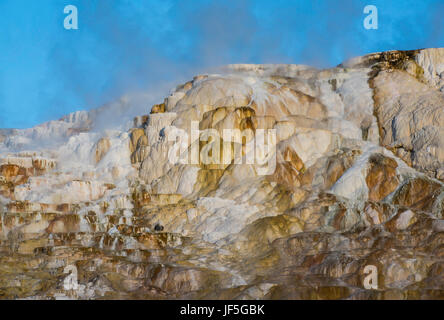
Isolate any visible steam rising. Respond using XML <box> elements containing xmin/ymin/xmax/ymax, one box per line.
<box><xmin>1</xmin><ymin>0</ymin><xmax>443</xmax><ymax>128</ymax></box>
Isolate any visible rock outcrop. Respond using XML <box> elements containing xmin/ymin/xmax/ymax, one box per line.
<box><xmin>0</xmin><ymin>48</ymin><xmax>443</xmax><ymax>300</ymax></box>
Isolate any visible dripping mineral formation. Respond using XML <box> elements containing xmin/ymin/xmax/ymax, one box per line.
<box><xmin>1</xmin><ymin>48</ymin><xmax>444</xmax><ymax>299</ymax></box>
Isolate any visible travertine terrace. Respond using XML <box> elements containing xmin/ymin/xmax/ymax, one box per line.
<box><xmin>1</xmin><ymin>48</ymin><xmax>444</xmax><ymax>299</ymax></box>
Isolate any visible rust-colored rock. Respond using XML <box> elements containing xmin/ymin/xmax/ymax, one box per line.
<box><xmin>392</xmin><ymin>177</ymin><xmax>442</xmax><ymax>211</ymax></box>
<box><xmin>94</xmin><ymin>137</ymin><xmax>111</xmax><ymax>164</ymax></box>
<box><xmin>151</xmin><ymin>103</ymin><xmax>165</xmax><ymax>114</ymax></box>
<box><xmin>366</xmin><ymin>154</ymin><xmax>399</xmax><ymax>201</ymax></box>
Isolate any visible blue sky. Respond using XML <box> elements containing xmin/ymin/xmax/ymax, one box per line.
<box><xmin>0</xmin><ymin>0</ymin><xmax>443</xmax><ymax>128</ymax></box>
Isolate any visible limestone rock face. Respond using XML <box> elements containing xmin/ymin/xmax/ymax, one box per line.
<box><xmin>0</xmin><ymin>48</ymin><xmax>443</xmax><ymax>300</ymax></box>
<box><xmin>372</xmin><ymin>69</ymin><xmax>444</xmax><ymax>179</ymax></box>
